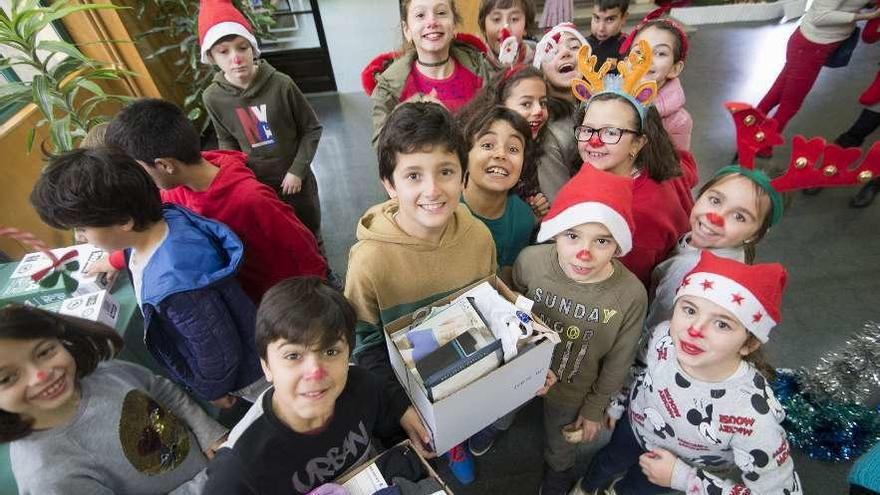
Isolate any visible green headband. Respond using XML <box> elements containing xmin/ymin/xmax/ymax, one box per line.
<box><xmin>713</xmin><ymin>165</ymin><xmax>784</xmax><ymax>226</ymax></box>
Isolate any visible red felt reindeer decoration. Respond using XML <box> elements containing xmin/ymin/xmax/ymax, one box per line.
<box><xmin>725</xmin><ymin>102</ymin><xmax>880</xmax><ymax>193</ymax></box>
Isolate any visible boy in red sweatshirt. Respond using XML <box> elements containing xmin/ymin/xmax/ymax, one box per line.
<box><xmin>104</xmin><ymin>98</ymin><xmax>327</xmax><ymax>303</ymax></box>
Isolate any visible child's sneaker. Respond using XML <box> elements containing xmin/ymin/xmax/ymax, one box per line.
<box><xmin>446</xmin><ymin>443</ymin><xmax>475</xmax><ymax>485</ymax></box>
<box><xmin>468</xmin><ymin>425</ymin><xmax>501</xmax><ymax>456</ymax></box>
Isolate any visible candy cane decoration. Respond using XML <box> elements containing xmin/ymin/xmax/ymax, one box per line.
<box><xmin>0</xmin><ymin>226</ymin><xmax>79</xmax><ymax>286</ymax></box>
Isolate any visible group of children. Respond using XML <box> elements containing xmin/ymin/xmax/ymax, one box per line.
<box><xmin>0</xmin><ymin>0</ymin><xmax>817</xmax><ymax>494</ymax></box>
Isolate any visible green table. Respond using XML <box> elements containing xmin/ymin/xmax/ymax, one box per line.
<box><xmin>0</xmin><ymin>263</ymin><xmax>151</xmax><ymax>493</ymax></box>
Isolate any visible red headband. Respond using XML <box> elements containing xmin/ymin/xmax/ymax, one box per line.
<box><xmin>619</xmin><ymin>4</ymin><xmax>690</xmax><ymax>62</ymax></box>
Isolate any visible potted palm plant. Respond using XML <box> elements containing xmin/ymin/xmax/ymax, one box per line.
<box><xmin>0</xmin><ymin>0</ymin><xmax>135</xmax><ymax>153</ymax></box>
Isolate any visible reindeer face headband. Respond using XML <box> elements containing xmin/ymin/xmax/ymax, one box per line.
<box><xmin>570</xmin><ymin>39</ymin><xmax>658</xmax><ymax>124</ymax></box>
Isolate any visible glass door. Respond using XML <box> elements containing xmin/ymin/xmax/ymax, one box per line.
<box><xmin>255</xmin><ymin>0</ymin><xmax>336</xmax><ymax>92</ymax></box>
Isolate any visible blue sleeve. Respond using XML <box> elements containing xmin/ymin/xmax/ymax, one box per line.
<box><xmin>153</xmin><ymin>289</ymin><xmax>251</xmax><ymax>401</ymax></box>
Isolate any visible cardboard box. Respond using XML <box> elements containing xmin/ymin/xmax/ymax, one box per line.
<box><xmin>0</xmin><ymin>244</ymin><xmax>117</xmax><ymax>307</ymax></box>
<box><xmin>335</xmin><ymin>440</ymin><xmax>452</xmax><ymax>495</ymax></box>
<box><xmin>385</xmin><ymin>276</ymin><xmax>556</xmax><ymax>455</ymax></box>
<box><xmin>33</xmin><ymin>290</ymin><xmax>121</xmax><ymax>328</ymax></box>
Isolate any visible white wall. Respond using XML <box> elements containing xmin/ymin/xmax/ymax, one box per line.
<box><xmin>319</xmin><ymin>0</ymin><xmax>403</xmax><ymax>94</ymax></box>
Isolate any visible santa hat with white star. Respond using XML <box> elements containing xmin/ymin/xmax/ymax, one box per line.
<box><xmin>198</xmin><ymin>0</ymin><xmax>260</xmax><ymax>64</ymax></box>
<box><xmin>536</xmin><ymin>164</ymin><xmax>634</xmax><ymax>255</ymax></box>
<box><xmin>675</xmin><ymin>251</ymin><xmax>787</xmax><ymax>342</ymax></box>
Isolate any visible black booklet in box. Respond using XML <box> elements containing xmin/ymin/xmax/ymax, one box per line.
<box><xmin>407</xmin><ymin>297</ymin><xmax>502</xmax><ymax>401</ymax></box>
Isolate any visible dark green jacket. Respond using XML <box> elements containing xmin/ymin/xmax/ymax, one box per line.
<box><xmin>203</xmin><ymin>60</ymin><xmax>322</xmax><ymax>186</ymax></box>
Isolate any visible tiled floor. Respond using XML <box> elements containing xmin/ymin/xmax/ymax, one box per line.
<box><xmin>308</xmin><ymin>20</ymin><xmax>880</xmax><ymax>494</ymax></box>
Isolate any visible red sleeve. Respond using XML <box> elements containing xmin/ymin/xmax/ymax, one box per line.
<box><xmin>108</xmin><ymin>250</ymin><xmax>126</xmax><ymax>270</ymax></box>
<box><xmin>677</xmin><ymin>150</ymin><xmax>699</xmax><ymax>190</ymax></box>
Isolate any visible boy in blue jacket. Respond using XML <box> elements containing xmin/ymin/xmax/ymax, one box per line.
<box><xmin>30</xmin><ymin>147</ymin><xmax>265</xmax><ymax>408</ymax></box>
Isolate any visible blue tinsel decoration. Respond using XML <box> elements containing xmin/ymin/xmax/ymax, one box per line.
<box><xmin>771</xmin><ymin>369</ymin><xmax>880</xmax><ymax>462</ymax></box>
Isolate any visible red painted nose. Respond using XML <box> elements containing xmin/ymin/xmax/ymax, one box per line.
<box><xmin>706</xmin><ymin>212</ymin><xmax>725</xmax><ymax>227</ymax></box>
<box><xmin>687</xmin><ymin>326</ymin><xmax>703</xmax><ymax>338</ymax></box>
<box><xmin>305</xmin><ymin>367</ymin><xmax>328</xmax><ymax>381</ymax></box>
<box><xmin>576</xmin><ymin>249</ymin><xmax>592</xmax><ymax>261</ymax></box>
<box><xmin>35</xmin><ymin>370</ymin><xmax>47</xmax><ymax>381</ymax></box>
<box><xmin>588</xmin><ymin>134</ymin><xmax>603</xmax><ymax>148</ymax></box>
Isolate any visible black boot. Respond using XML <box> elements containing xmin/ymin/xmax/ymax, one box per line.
<box><xmin>806</xmin><ymin>110</ymin><xmax>880</xmax><ymax>197</ymax></box>
<box><xmin>837</xmin><ymin>109</ymin><xmax>880</xmax><ymax>149</ymax></box>
<box><xmin>850</xmin><ymin>179</ymin><xmax>880</xmax><ymax>208</ymax></box>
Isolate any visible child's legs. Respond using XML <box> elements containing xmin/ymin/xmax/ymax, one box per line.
<box><xmin>766</xmin><ymin>29</ymin><xmax>841</xmax><ymax>132</ymax></box>
<box><xmin>543</xmin><ymin>399</ymin><xmax>581</xmax><ymax>472</ymax></box>
<box><xmin>285</xmin><ymin>172</ymin><xmax>322</xmax><ymax>238</ymax></box>
<box><xmin>581</xmin><ymin>415</ymin><xmax>644</xmax><ymax>491</ymax></box>
<box><xmin>757</xmin><ymin>30</ymin><xmax>797</xmax><ymax>115</ymax></box>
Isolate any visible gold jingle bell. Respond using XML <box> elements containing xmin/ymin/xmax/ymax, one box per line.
<box><xmin>823</xmin><ymin>165</ymin><xmax>838</xmax><ymax>177</ymax></box>
<box><xmin>795</xmin><ymin>157</ymin><xmax>808</xmax><ymax>169</ymax></box>
<box><xmin>755</xmin><ymin>131</ymin><xmax>765</xmax><ymax>142</ymax></box>
<box><xmin>744</xmin><ymin>115</ymin><xmax>756</xmax><ymax>126</ymax></box>
<box><xmin>858</xmin><ymin>170</ymin><xmax>874</xmax><ymax>183</ymax></box>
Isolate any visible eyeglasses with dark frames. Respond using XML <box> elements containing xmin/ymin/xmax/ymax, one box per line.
<box><xmin>573</xmin><ymin>126</ymin><xmax>639</xmax><ymax>145</ymax></box>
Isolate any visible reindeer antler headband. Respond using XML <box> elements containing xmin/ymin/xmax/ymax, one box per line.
<box><xmin>719</xmin><ymin>102</ymin><xmax>880</xmax><ymax>225</ymax></box>
<box><xmin>570</xmin><ymin>40</ymin><xmax>658</xmax><ymax>123</ymax></box>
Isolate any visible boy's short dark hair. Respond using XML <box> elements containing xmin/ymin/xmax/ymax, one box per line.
<box><xmin>30</xmin><ymin>147</ymin><xmax>164</xmax><ymax>231</ymax></box>
<box><xmin>256</xmin><ymin>277</ymin><xmax>356</xmax><ymax>360</ymax></box>
<box><xmin>377</xmin><ymin>102</ymin><xmax>468</xmax><ymax>185</ymax></box>
<box><xmin>105</xmin><ymin>98</ymin><xmax>202</xmax><ymax>165</ymax></box>
<box><xmin>595</xmin><ymin>0</ymin><xmax>629</xmax><ymax>14</ymax></box>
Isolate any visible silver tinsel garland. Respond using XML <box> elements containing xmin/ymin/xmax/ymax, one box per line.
<box><xmin>797</xmin><ymin>321</ymin><xmax>880</xmax><ymax>407</ymax></box>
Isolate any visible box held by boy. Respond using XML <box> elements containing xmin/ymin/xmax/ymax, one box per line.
<box><xmin>335</xmin><ymin>440</ymin><xmax>453</xmax><ymax>495</ymax></box>
<box><xmin>384</xmin><ymin>275</ymin><xmax>556</xmax><ymax>455</ymax></box>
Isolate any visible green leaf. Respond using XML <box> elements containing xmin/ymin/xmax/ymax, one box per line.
<box><xmin>30</xmin><ymin>74</ymin><xmax>55</xmax><ymax>119</ymax></box>
<box><xmin>25</xmin><ymin>127</ymin><xmax>35</xmax><ymax>154</ymax></box>
<box><xmin>136</xmin><ymin>25</ymin><xmax>172</xmax><ymax>38</ymax></box>
<box><xmin>50</xmin><ymin>115</ymin><xmax>73</xmax><ymax>152</ymax></box>
<box><xmin>36</xmin><ymin>40</ymin><xmax>90</xmax><ymax>64</ymax></box>
<box><xmin>49</xmin><ymin>56</ymin><xmax>83</xmax><ymax>80</ymax></box>
<box><xmin>33</xmin><ymin>4</ymin><xmax>127</xmax><ymax>34</ymax></box>
<box><xmin>76</xmin><ymin>78</ymin><xmax>104</xmax><ymax>97</ymax></box>
<box><xmin>187</xmin><ymin>107</ymin><xmax>201</xmax><ymax>121</ymax></box>
<box><xmin>0</xmin><ymin>82</ymin><xmax>30</xmax><ymax>101</ymax></box>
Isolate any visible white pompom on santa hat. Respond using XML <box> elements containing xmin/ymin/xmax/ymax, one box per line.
<box><xmin>198</xmin><ymin>0</ymin><xmax>260</xmax><ymax>64</ymax></box>
<box><xmin>536</xmin><ymin>164</ymin><xmax>635</xmax><ymax>256</ymax></box>
<box><xmin>675</xmin><ymin>251</ymin><xmax>787</xmax><ymax>343</ymax></box>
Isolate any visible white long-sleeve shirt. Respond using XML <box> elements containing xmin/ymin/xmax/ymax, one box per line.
<box><xmin>800</xmin><ymin>0</ymin><xmax>873</xmax><ymax>44</ymax></box>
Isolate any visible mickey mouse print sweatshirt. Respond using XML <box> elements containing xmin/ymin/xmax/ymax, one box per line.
<box><xmin>609</xmin><ymin>323</ymin><xmax>803</xmax><ymax>495</ymax></box>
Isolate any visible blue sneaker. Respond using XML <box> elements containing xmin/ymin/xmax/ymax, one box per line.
<box><xmin>446</xmin><ymin>443</ymin><xmax>475</xmax><ymax>485</ymax></box>
<box><xmin>468</xmin><ymin>426</ymin><xmax>501</xmax><ymax>456</ymax></box>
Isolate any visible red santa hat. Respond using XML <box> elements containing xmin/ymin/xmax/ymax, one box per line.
<box><xmin>198</xmin><ymin>0</ymin><xmax>260</xmax><ymax>64</ymax></box>
<box><xmin>536</xmin><ymin>165</ymin><xmax>634</xmax><ymax>255</ymax></box>
<box><xmin>675</xmin><ymin>251</ymin><xmax>787</xmax><ymax>343</ymax></box>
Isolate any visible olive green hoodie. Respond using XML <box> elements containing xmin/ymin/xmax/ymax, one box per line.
<box><xmin>203</xmin><ymin>60</ymin><xmax>322</xmax><ymax>187</ymax></box>
<box><xmin>345</xmin><ymin>199</ymin><xmax>498</xmax><ymax>355</ymax></box>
